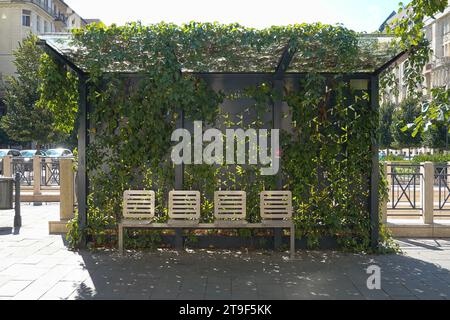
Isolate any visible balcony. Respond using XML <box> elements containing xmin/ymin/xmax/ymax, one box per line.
<box><xmin>53</xmin><ymin>13</ymin><xmax>67</xmax><ymax>29</ymax></box>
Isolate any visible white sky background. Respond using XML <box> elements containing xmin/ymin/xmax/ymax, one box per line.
<box><xmin>64</xmin><ymin>0</ymin><xmax>403</xmax><ymax>32</ymax></box>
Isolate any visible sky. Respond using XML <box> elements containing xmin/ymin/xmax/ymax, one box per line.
<box><xmin>64</xmin><ymin>0</ymin><xmax>404</xmax><ymax>32</ymax></box>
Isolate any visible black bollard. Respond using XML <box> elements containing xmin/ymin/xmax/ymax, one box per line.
<box><xmin>14</xmin><ymin>172</ymin><xmax>21</xmax><ymax>228</ymax></box>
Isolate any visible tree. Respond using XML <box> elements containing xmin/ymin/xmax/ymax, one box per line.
<box><xmin>0</xmin><ymin>127</ymin><xmax>11</xmax><ymax>147</ymax></box>
<box><xmin>419</xmin><ymin>87</ymin><xmax>450</xmax><ymax>151</ymax></box>
<box><xmin>0</xmin><ymin>83</ymin><xmax>12</xmax><ymax>147</ymax></box>
<box><xmin>0</xmin><ymin>35</ymin><xmax>65</xmax><ymax>148</ymax></box>
<box><xmin>422</xmin><ymin>122</ymin><xmax>448</xmax><ymax>151</ymax></box>
<box><xmin>379</xmin><ymin>102</ymin><xmax>395</xmax><ymax>150</ymax></box>
<box><xmin>391</xmin><ymin>97</ymin><xmax>422</xmax><ymax>153</ymax></box>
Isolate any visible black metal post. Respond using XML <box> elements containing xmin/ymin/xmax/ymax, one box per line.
<box><xmin>370</xmin><ymin>76</ymin><xmax>380</xmax><ymax>250</ymax></box>
<box><xmin>273</xmin><ymin>79</ymin><xmax>283</xmax><ymax>190</ymax></box>
<box><xmin>273</xmin><ymin>47</ymin><xmax>291</xmax><ymax>250</ymax></box>
<box><xmin>174</xmin><ymin>109</ymin><xmax>185</xmax><ymax>250</ymax></box>
<box><xmin>77</xmin><ymin>75</ymin><xmax>88</xmax><ymax>248</ymax></box>
<box><xmin>14</xmin><ymin>172</ymin><xmax>21</xmax><ymax>228</ymax></box>
<box><xmin>175</xmin><ymin>109</ymin><xmax>185</xmax><ymax>190</ymax></box>
<box><xmin>273</xmin><ymin>79</ymin><xmax>284</xmax><ymax>249</ymax></box>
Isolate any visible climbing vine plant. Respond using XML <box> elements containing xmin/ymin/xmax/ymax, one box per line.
<box><xmin>283</xmin><ymin>76</ymin><xmax>372</xmax><ymax>249</ymax></box>
<box><xmin>36</xmin><ymin>22</ymin><xmax>396</xmax><ymax>251</ymax></box>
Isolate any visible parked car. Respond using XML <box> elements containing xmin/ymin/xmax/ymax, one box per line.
<box><xmin>20</xmin><ymin>150</ymin><xmax>47</xmax><ymax>158</ymax></box>
<box><xmin>45</xmin><ymin>149</ymin><xmax>73</xmax><ymax>158</ymax></box>
<box><xmin>0</xmin><ymin>149</ymin><xmax>21</xmax><ymax>157</ymax></box>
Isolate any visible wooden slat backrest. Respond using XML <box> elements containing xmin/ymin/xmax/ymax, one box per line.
<box><xmin>214</xmin><ymin>191</ymin><xmax>246</xmax><ymax>220</ymax></box>
<box><xmin>260</xmin><ymin>191</ymin><xmax>293</xmax><ymax>220</ymax></box>
<box><xmin>123</xmin><ymin>190</ymin><xmax>155</xmax><ymax>219</ymax></box>
<box><xmin>169</xmin><ymin>190</ymin><xmax>201</xmax><ymax>220</ymax></box>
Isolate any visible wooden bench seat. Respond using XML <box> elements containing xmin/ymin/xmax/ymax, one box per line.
<box><xmin>118</xmin><ymin>190</ymin><xmax>295</xmax><ymax>258</ymax></box>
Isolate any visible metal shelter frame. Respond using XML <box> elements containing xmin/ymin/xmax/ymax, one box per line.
<box><xmin>38</xmin><ymin>34</ymin><xmax>407</xmax><ymax>249</ymax></box>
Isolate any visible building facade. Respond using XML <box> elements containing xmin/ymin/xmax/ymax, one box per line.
<box><xmin>381</xmin><ymin>5</ymin><xmax>450</xmax><ymax>104</ymax></box>
<box><xmin>424</xmin><ymin>6</ymin><xmax>450</xmax><ymax>91</ymax></box>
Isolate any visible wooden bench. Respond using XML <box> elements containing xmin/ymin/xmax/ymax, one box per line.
<box><xmin>118</xmin><ymin>190</ymin><xmax>295</xmax><ymax>258</ymax></box>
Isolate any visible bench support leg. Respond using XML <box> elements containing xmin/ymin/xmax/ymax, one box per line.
<box><xmin>274</xmin><ymin>228</ymin><xmax>282</xmax><ymax>250</ymax></box>
<box><xmin>118</xmin><ymin>224</ymin><xmax>124</xmax><ymax>255</ymax></box>
<box><xmin>175</xmin><ymin>228</ymin><xmax>183</xmax><ymax>250</ymax></box>
<box><xmin>290</xmin><ymin>225</ymin><xmax>295</xmax><ymax>260</ymax></box>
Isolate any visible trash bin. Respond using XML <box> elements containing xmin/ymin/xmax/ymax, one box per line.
<box><xmin>0</xmin><ymin>177</ymin><xmax>14</xmax><ymax>210</ymax></box>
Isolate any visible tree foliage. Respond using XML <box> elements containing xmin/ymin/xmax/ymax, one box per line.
<box><xmin>417</xmin><ymin>87</ymin><xmax>450</xmax><ymax>147</ymax></box>
<box><xmin>391</xmin><ymin>97</ymin><xmax>423</xmax><ymax>149</ymax></box>
<box><xmin>37</xmin><ymin>55</ymin><xmax>79</xmax><ymax>135</ymax></box>
<box><xmin>422</xmin><ymin>122</ymin><xmax>448</xmax><ymax>150</ymax></box>
<box><xmin>379</xmin><ymin>102</ymin><xmax>395</xmax><ymax>149</ymax></box>
<box><xmin>0</xmin><ymin>35</ymin><xmax>67</xmax><ymax>146</ymax></box>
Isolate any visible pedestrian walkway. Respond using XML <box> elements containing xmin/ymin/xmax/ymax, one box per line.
<box><xmin>1</xmin><ymin>204</ymin><xmax>450</xmax><ymax>300</ymax></box>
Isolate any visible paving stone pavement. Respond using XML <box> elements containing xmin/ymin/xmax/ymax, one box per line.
<box><xmin>1</xmin><ymin>204</ymin><xmax>450</xmax><ymax>300</ymax></box>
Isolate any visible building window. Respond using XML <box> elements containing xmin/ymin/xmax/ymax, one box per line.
<box><xmin>44</xmin><ymin>21</ymin><xmax>48</xmax><ymax>33</ymax></box>
<box><xmin>444</xmin><ymin>43</ymin><xmax>450</xmax><ymax>57</ymax></box>
<box><xmin>443</xmin><ymin>22</ymin><xmax>450</xmax><ymax>36</ymax></box>
<box><xmin>22</xmin><ymin>10</ymin><xmax>31</xmax><ymax>27</ymax></box>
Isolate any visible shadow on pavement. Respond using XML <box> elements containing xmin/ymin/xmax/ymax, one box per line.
<box><xmin>69</xmin><ymin>248</ymin><xmax>450</xmax><ymax>300</ymax></box>
<box><xmin>397</xmin><ymin>239</ymin><xmax>443</xmax><ymax>251</ymax></box>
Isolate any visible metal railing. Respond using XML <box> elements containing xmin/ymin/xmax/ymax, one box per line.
<box><xmin>2</xmin><ymin>157</ymin><xmax>63</xmax><ymax>187</ymax></box>
<box><xmin>434</xmin><ymin>164</ymin><xmax>448</xmax><ymax>186</ymax></box>
<box><xmin>387</xmin><ymin>163</ymin><xmax>423</xmax><ymax>211</ymax></box>
<box><xmin>0</xmin><ymin>156</ymin><xmax>74</xmax><ymax>205</ymax></box>
<box><xmin>435</xmin><ymin>164</ymin><xmax>450</xmax><ymax>213</ymax></box>
<box><xmin>11</xmin><ymin>158</ymin><xmax>34</xmax><ymax>186</ymax></box>
<box><xmin>41</xmin><ymin>158</ymin><xmax>60</xmax><ymax>186</ymax></box>
<box><xmin>384</xmin><ymin>162</ymin><xmax>450</xmax><ymax>222</ymax></box>
<box><xmin>54</xmin><ymin>13</ymin><xmax>67</xmax><ymax>25</ymax></box>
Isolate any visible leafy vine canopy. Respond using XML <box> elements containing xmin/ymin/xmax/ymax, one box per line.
<box><xmin>39</xmin><ymin>22</ymin><xmax>402</xmax><ymax>75</ymax></box>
